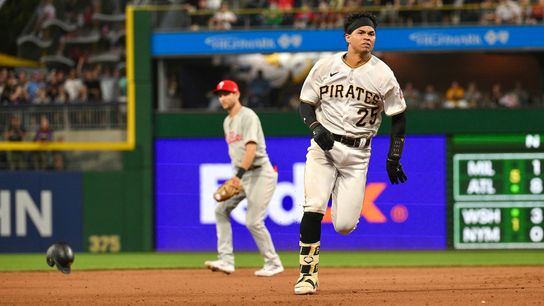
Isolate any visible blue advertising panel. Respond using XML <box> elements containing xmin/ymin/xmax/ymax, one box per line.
<box><xmin>0</xmin><ymin>172</ymin><xmax>82</xmax><ymax>252</ymax></box>
<box><xmin>155</xmin><ymin>136</ymin><xmax>446</xmax><ymax>251</ymax></box>
<box><xmin>152</xmin><ymin>25</ymin><xmax>544</xmax><ymax>56</ymax></box>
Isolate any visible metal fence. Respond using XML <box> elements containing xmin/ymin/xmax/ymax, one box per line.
<box><xmin>0</xmin><ymin>103</ymin><xmax>126</xmax><ymax>171</ymax></box>
<box><xmin>1</xmin><ymin>102</ymin><xmax>127</xmax><ymax>132</ymax></box>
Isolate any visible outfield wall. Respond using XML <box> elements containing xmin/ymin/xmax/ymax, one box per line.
<box><xmin>153</xmin><ymin>109</ymin><xmax>544</xmax><ymax>252</ymax></box>
<box><xmin>1</xmin><ymin>108</ymin><xmax>543</xmax><ymax>253</ymax></box>
<box><xmin>1</xmin><ymin>6</ymin><xmax>543</xmax><ymax>252</ymax></box>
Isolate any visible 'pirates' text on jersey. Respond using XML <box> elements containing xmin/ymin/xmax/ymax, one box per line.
<box><xmin>300</xmin><ymin>52</ymin><xmax>406</xmax><ymax>138</ymax></box>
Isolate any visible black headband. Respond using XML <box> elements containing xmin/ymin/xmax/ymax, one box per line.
<box><xmin>346</xmin><ymin>17</ymin><xmax>375</xmax><ymax>34</ymax></box>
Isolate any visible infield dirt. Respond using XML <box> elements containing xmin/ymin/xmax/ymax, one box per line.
<box><xmin>1</xmin><ymin>266</ymin><xmax>543</xmax><ymax>305</ymax></box>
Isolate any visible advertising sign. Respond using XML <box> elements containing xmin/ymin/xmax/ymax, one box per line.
<box><xmin>0</xmin><ymin>172</ymin><xmax>83</xmax><ymax>252</ymax></box>
<box><xmin>155</xmin><ymin>136</ymin><xmax>446</xmax><ymax>251</ymax></box>
<box><xmin>152</xmin><ymin>26</ymin><xmax>544</xmax><ymax>56</ymax></box>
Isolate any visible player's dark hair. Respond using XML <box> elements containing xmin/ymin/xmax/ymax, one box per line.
<box><xmin>344</xmin><ymin>12</ymin><xmax>378</xmax><ymax>34</ymax></box>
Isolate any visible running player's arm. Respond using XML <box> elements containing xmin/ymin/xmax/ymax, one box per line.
<box><xmin>386</xmin><ymin>112</ymin><xmax>407</xmax><ymax>184</ymax></box>
<box><xmin>298</xmin><ymin>59</ymin><xmax>334</xmax><ymax>150</ymax></box>
<box><xmin>383</xmin><ymin>73</ymin><xmax>408</xmax><ymax>183</ymax></box>
<box><xmin>299</xmin><ymin>101</ymin><xmax>335</xmax><ymax>151</ymax></box>
<box><xmin>389</xmin><ymin>112</ymin><xmax>405</xmax><ymax>160</ymax></box>
<box><xmin>299</xmin><ymin>57</ymin><xmax>326</xmax><ymax>119</ymax></box>
<box><xmin>299</xmin><ymin>102</ymin><xmax>318</xmax><ymax>129</ymax></box>
<box><xmin>382</xmin><ymin>72</ymin><xmax>407</xmax><ymax>161</ymax></box>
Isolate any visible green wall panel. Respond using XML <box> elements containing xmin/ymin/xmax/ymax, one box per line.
<box><xmin>83</xmin><ymin>172</ymin><xmax>133</xmax><ymax>252</ymax></box>
<box><xmin>128</xmin><ymin>10</ymin><xmax>153</xmax><ymax>251</ymax></box>
<box><xmin>82</xmin><ymin>9</ymin><xmax>153</xmax><ymax>252</ymax></box>
<box><xmin>406</xmin><ymin>109</ymin><xmax>544</xmax><ymax>134</ymax></box>
<box><xmin>155</xmin><ymin>108</ymin><xmax>544</xmax><ymax>137</ymax></box>
<box><xmin>154</xmin><ymin>111</ymin><xmax>308</xmax><ymax>138</ymax></box>
<box><xmin>121</xmin><ymin>9</ymin><xmax>153</xmax><ymax>251</ymax></box>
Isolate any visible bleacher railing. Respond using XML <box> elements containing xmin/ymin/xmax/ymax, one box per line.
<box><xmin>0</xmin><ymin>102</ymin><xmax>130</xmax><ymax>151</ymax></box>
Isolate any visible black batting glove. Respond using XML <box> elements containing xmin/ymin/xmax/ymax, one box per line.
<box><xmin>386</xmin><ymin>158</ymin><xmax>407</xmax><ymax>184</ymax></box>
<box><xmin>311</xmin><ymin>123</ymin><xmax>334</xmax><ymax>151</ymax></box>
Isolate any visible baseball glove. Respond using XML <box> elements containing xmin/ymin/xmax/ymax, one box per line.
<box><xmin>213</xmin><ymin>178</ymin><xmax>242</xmax><ymax>202</ymax></box>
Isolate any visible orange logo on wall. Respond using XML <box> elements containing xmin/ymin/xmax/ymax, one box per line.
<box><xmin>322</xmin><ymin>183</ymin><xmax>406</xmax><ymax>224</ymax></box>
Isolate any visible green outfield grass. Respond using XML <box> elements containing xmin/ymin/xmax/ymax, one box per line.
<box><xmin>1</xmin><ymin>250</ymin><xmax>544</xmax><ymax>272</ymax></box>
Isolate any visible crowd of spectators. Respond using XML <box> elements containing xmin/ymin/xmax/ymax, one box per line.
<box><xmin>204</xmin><ymin>77</ymin><xmax>542</xmax><ymax>111</ymax></box>
<box><xmin>6</xmin><ymin>0</ymin><xmax>544</xmax><ymax>113</ymax></box>
<box><xmin>168</xmin><ymin>0</ymin><xmax>544</xmax><ymax>31</ymax></box>
<box><xmin>0</xmin><ymin>66</ymin><xmax>127</xmax><ymax>107</ymax></box>
<box><xmin>403</xmin><ymin>80</ymin><xmax>539</xmax><ymax>109</ymax></box>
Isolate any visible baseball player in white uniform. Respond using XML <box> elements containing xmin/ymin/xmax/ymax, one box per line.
<box><xmin>204</xmin><ymin>80</ymin><xmax>284</xmax><ymax>277</ymax></box>
<box><xmin>294</xmin><ymin>12</ymin><xmax>408</xmax><ymax>294</ymax></box>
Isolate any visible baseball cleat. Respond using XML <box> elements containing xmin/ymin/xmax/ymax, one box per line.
<box><xmin>294</xmin><ymin>273</ymin><xmax>318</xmax><ymax>295</ymax></box>
<box><xmin>254</xmin><ymin>264</ymin><xmax>284</xmax><ymax>277</ymax></box>
<box><xmin>204</xmin><ymin>260</ymin><xmax>235</xmax><ymax>275</ymax></box>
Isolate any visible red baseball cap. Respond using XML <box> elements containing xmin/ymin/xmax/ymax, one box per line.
<box><xmin>214</xmin><ymin>80</ymin><xmax>239</xmax><ymax>93</ymax></box>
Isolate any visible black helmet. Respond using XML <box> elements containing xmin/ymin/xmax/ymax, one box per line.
<box><xmin>46</xmin><ymin>242</ymin><xmax>74</xmax><ymax>274</ymax></box>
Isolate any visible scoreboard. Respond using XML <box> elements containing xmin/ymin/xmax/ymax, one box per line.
<box><xmin>453</xmin><ymin>153</ymin><xmax>544</xmax><ymax>201</ymax></box>
<box><xmin>452</xmin><ymin>134</ymin><xmax>544</xmax><ymax>249</ymax></box>
<box><xmin>454</xmin><ymin>202</ymin><xmax>544</xmax><ymax>249</ymax></box>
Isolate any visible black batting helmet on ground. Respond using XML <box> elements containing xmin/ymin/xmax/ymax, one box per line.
<box><xmin>46</xmin><ymin>242</ymin><xmax>74</xmax><ymax>274</ymax></box>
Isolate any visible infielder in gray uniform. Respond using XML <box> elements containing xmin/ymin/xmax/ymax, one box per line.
<box><xmin>204</xmin><ymin>80</ymin><xmax>284</xmax><ymax>277</ymax></box>
<box><xmin>294</xmin><ymin>12</ymin><xmax>408</xmax><ymax>294</ymax></box>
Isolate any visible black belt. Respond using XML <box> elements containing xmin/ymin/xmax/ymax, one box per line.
<box><xmin>332</xmin><ymin>134</ymin><xmax>370</xmax><ymax>148</ymax></box>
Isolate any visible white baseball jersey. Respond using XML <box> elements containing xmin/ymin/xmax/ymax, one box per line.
<box><xmin>299</xmin><ymin>52</ymin><xmax>406</xmax><ymax>234</ymax></box>
<box><xmin>300</xmin><ymin>52</ymin><xmax>406</xmax><ymax>138</ymax></box>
